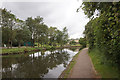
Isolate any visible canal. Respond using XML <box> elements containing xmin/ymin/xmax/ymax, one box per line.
<box><xmin>2</xmin><ymin>48</ymin><xmax>80</xmax><ymax>78</ymax></box>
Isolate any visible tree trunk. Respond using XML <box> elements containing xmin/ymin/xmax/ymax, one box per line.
<box><xmin>10</xmin><ymin>41</ymin><xmax>12</xmax><ymax>48</ymax></box>
<box><xmin>7</xmin><ymin>40</ymin><xmax>10</xmax><ymax>49</ymax></box>
<box><xmin>41</xmin><ymin>43</ymin><xmax>42</xmax><ymax>48</ymax></box>
<box><xmin>2</xmin><ymin>42</ymin><xmax>4</xmax><ymax>47</ymax></box>
<box><xmin>18</xmin><ymin>42</ymin><xmax>21</xmax><ymax>48</ymax></box>
<box><xmin>37</xmin><ymin>37</ymin><xmax>39</xmax><ymax>48</ymax></box>
<box><xmin>7</xmin><ymin>43</ymin><xmax>9</xmax><ymax>49</ymax></box>
<box><xmin>33</xmin><ymin>39</ymin><xmax>34</xmax><ymax>48</ymax></box>
<box><xmin>38</xmin><ymin>43</ymin><xmax>39</xmax><ymax>48</ymax></box>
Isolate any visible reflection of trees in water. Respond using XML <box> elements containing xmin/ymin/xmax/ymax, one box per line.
<box><xmin>2</xmin><ymin>49</ymin><xmax>70</xmax><ymax>78</ymax></box>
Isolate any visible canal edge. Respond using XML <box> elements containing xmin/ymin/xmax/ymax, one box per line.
<box><xmin>59</xmin><ymin>48</ymin><xmax>83</xmax><ymax>78</ymax></box>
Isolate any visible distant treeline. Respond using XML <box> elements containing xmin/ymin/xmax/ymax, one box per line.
<box><xmin>0</xmin><ymin>8</ymin><xmax>68</xmax><ymax>48</ymax></box>
<box><xmin>81</xmin><ymin>2</ymin><xmax>120</xmax><ymax>65</ymax></box>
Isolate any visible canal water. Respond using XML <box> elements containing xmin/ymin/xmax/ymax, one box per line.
<box><xmin>2</xmin><ymin>48</ymin><xmax>79</xmax><ymax>78</ymax></box>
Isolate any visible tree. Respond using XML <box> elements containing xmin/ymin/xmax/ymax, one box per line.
<box><xmin>26</xmin><ymin>16</ymin><xmax>43</xmax><ymax>47</ymax></box>
<box><xmin>16</xmin><ymin>26</ymin><xmax>31</xmax><ymax>47</ymax></box>
<box><xmin>81</xmin><ymin>2</ymin><xmax>120</xmax><ymax>65</ymax></box>
<box><xmin>56</xmin><ymin>30</ymin><xmax>63</xmax><ymax>46</ymax></box>
<box><xmin>36</xmin><ymin>23</ymin><xmax>48</xmax><ymax>47</ymax></box>
<box><xmin>1</xmin><ymin>8</ymin><xmax>16</xmax><ymax>48</ymax></box>
<box><xmin>62</xmin><ymin>27</ymin><xmax>69</xmax><ymax>46</ymax></box>
<box><xmin>1</xmin><ymin>8</ymin><xmax>69</xmax><ymax>49</ymax></box>
<box><xmin>70</xmin><ymin>40</ymin><xmax>76</xmax><ymax>45</ymax></box>
<box><xmin>48</xmin><ymin>27</ymin><xmax>58</xmax><ymax>46</ymax></box>
<box><xmin>79</xmin><ymin>38</ymin><xmax>86</xmax><ymax>48</ymax></box>
<box><xmin>2</xmin><ymin>27</ymin><xmax>11</xmax><ymax>48</ymax></box>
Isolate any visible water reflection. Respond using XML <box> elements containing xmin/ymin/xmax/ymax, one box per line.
<box><xmin>2</xmin><ymin>49</ymin><xmax>78</xmax><ymax>78</ymax></box>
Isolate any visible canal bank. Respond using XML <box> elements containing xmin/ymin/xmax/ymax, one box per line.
<box><xmin>59</xmin><ymin>48</ymin><xmax>81</xmax><ymax>78</ymax></box>
<box><xmin>0</xmin><ymin>46</ymin><xmax>81</xmax><ymax>56</ymax></box>
<box><xmin>59</xmin><ymin>48</ymin><xmax>97</xmax><ymax>78</ymax></box>
<box><xmin>2</xmin><ymin>48</ymin><xmax>79</xmax><ymax>78</ymax></box>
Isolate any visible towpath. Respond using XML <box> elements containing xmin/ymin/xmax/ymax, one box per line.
<box><xmin>68</xmin><ymin>48</ymin><xmax>97</xmax><ymax>78</ymax></box>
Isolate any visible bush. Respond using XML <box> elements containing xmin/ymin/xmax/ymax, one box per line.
<box><xmin>79</xmin><ymin>38</ymin><xmax>86</xmax><ymax>48</ymax></box>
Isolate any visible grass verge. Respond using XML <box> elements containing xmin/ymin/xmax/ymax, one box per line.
<box><xmin>89</xmin><ymin>48</ymin><xmax>120</xmax><ymax>78</ymax></box>
<box><xmin>1</xmin><ymin>47</ymin><xmax>38</xmax><ymax>54</ymax></box>
<box><xmin>1</xmin><ymin>45</ymin><xmax>81</xmax><ymax>55</ymax></box>
<box><xmin>71</xmin><ymin>44</ymin><xmax>81</xmax><ymax>46</ymax></box>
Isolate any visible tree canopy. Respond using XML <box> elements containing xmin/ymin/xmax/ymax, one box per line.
<box><xmin>81</xmin><ymin>2</ymin><xmax>120</xmax><ymax>65</ymax></box>
<box><xmin>1</xmin><ymin>8</ymin><xmax>69</xmax><ymax>48</ymax></box>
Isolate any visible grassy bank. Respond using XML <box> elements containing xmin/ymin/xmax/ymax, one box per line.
<box><xmin>1</xmin><ymin>44</ymin><xmax>81</xmax><ymax>55</ymax></box>
<box><xmin>1</xmin><ymin>47</ymin><xmax>39</xmax><ymax>54</ymax></box>
<box><xmin>89</xmin><ymin>48</ymin><xmax>120</xmax><ymax>78</ymax></box>
<box><xmin>1</xmin><ymin>46</ymin><xmax>56</xmax><ymax>54</ymax></box>
<box><xmin>70</xmin><ymin>44</ymin><xmax>81</xmax><ymax>46</ymax></box>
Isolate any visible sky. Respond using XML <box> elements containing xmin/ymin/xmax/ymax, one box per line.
<box><xmin>1</xmin><ymin>0</ymin><xmax>90</xmax><ymax>39</ymax></box>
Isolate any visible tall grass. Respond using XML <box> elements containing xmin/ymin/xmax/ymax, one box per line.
<box><xmin>89</xmin><ymin>48</ymin><xmax>120</xmax><ymax>78</ymax></box>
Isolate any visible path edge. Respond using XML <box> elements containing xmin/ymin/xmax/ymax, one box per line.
<box><xmin>88</xmin><ymin>50</ymin><xmax>101</xmax><ymax>78</ymax></box>
<box><xmin>59</xmin><ymin>48</ymin><xmax>84</xmax><ymax>78</ymax></box>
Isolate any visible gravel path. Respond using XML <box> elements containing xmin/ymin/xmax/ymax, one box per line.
<box><xmin>68</xmin><ymin>48</ymin><xmax>97</xmax><ymax>78</ymax></box>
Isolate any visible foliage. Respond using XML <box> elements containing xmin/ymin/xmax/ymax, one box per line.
<box><xmin>89</xmin><ymin>48</ymin><xmax>120</xmax><ymax>78</ymax></box>
<box><xmin>1</xmin><ymin>8</ymin><xmax>69</xmax><ymax>48</ymax></box>
<box><xmin>1</xmin><ymin>8</ymin><xmax>16</xmax><ymax>48</ymax></box>
<box><xmin>79</xmin><ymin>37</ymin><xmax>86</xmax><ymax>48</ymax></box>
<box><xmin>69</xmin><ymin>40</ymin><xmax>76</xmax><ymax>45</ymax></box>
<box><xmin>81</xmin><ymin>2</ymin><xmax>120</xmax><ymax>65</ymax></box>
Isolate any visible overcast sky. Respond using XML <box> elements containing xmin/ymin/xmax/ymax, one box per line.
<box><xmin>1</xmin><ymin>0</ymin><xmax>89</xmax><ymax>39</ymax></box>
